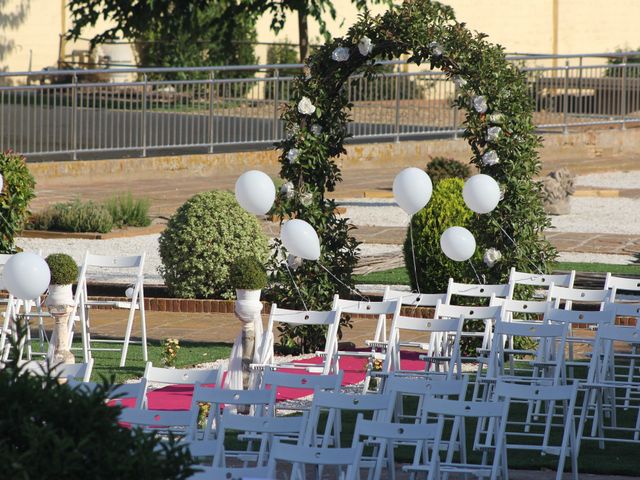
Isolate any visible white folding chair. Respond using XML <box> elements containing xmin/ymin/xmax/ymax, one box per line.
<box><xmin>406</xmin><ymin>398</ymin><xmax>510</xmax><ymax>480</ymax></box>
<box><xmin>547</xmin><ymin>284</ymin><xmax>612</xmax><ymax>312</ymax></box>
<box><xmin>267</xmin><ymin>439</ymin><xmax>356</xmax><ymax>480</ymax></box>
<box><xmin>605</xmin><ymin>273</ymin><xmax>640</xmax><ymax>303</ymax></box>
<box><xmin>76</xmin><ymin>252</ymin><xmax>147</xmax><ymax>367</ymax></box>
<box><xmin>65</xmin><ymin>378</ymin><xmax>147</xmax><ymax>411</ymax></box>
<box><xmin>508</xmin><ymin>267</ymin><xmax>575</xmax><ymax>298</ymax></box>
<box><xmin>252</xmin><ymin>305</ymin><xmax>341</xmax><ymax>380</ymax></box>
<box><xmin>350</xmin><ymin>418</ymin><xmax>440</xmax><ymax>480</ymax></box>
<box><xmin>118</xmin><ymin>407</ymin><xmax>194</xmax><ymax>437</ymax></box>
<box><xmin>382</xmin><ymin>286</ymin><xmax>447</xmax><ymax>310</ymax></box>
<box><xmin>212</xmin><ymin>412</ymin><xmax>309</xmax><ymax>468</ymax></box>
<box><xmin>304</xmin><ymin>391</ymin><xmax>393</xmax><ymax>448</ymax></box>
<box><xmin>382</xmin><ymin>309</ymin><xmax>464</xmax><ymax>381</ymax></box>
<box><xmin>577</xmin><ymin>323</ymin><xmax>640</xmax><ymax>454</ymax></box>
<box><xmin>142</xmin><ymin>362</ymin><xmax>224</xmax><ymax>409</ymax></box>
<box><xmin>261</xmin><ymin>369</ymin><xmax>343</xmax><ymax>414</ymax></box>
<box><xmin>445</xmin><ymin>279</ymin><xmax>512</xmax><ymax>304</ymax></box>
<box><xmin>17</xmin><ymin>358</ymin><xmax>94</xmax><ymax>382</ymax></box>
<box><xmin>493</xmin><ymin>381</ymin><xmax>580</xmax><ymax>480</ymax></box>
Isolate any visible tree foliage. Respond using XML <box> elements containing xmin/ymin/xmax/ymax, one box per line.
<box><xmin>270</xmin><ymin>0</ymin><xmax>555</xmax><ymax>351</ymax></box>
<box><xmin>0</xmin><ymin>151</ymin><xmax>36</xmax><ymax>254</ymax></box>
<box><xmin>66</xmin><ymin>0</ymin><xmax>257</xmax><ymax>74</ymax></box>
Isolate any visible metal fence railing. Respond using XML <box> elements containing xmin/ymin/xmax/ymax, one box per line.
<box><xmin>1</xmin><ymin>52</ymin><xmax>639</xmax><ymax>160</ymax></box>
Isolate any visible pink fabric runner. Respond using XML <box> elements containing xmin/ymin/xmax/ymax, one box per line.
<box><xmin>118</xmin><ymin>351</ymin><xmax>426</xmax><ymax>411</ymax></box>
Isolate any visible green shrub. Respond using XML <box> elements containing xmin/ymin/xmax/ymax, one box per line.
<box><xmin>229</xmin><ymin>256</ymin><xmax>268</xmax><ymax>291</ymax></box>
<box><xmin>45</xmin><ymin>253</ymin><xmax>78</xmax><ymax>285</ymax></box>
<box><xmin>404</xmin><ymin>177</ymin><xmax>477</xmax><ymax>294</ymax></box>
<box><xmin>0</xmin><ymin>151</ymin><xmax>36</xmax><ymax>253</ymax></box>
<box><xmin>104</xmin><ymin>192</ymin><xmax>152</xmax><ymax>228</ymax></box>
<box><xmin>31</xmin><ymin>199</ymin><xmax>114</xmax><ymax>233</ymax></box>
<box><xmin>158</xmin><ymin>190</ymin><xmax>270</xmax><ymax>299</ymax></box>
<box><xmin>425</xmin><ymin>156</ymin><xmax>471</xmax><ymax>184</ymax></box>
<box><xmin>0</xmin><ymin>324</ymin><xmax>197</xmax><ymax>479</ymax></box>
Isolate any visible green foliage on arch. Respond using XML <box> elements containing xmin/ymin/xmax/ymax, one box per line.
<box><xmin>267</xmin><ymin>0</ymin><xmax>555</xmax><ymax>349</ymax></box>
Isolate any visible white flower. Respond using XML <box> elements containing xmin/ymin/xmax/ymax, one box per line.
<box><xmin>483</xmin><ymin>248</ymin><xmax>502</xmax><ymax>268</ymax></box>
<box><xmin>287</xmin><ymin>254</ymin><xmax>303</xmax><ymax>271</ymax></box>
<box><xmin>429</xmin><ymin>41</ymin><xmax>443</xmax><ymax>57</ymax></box>
<box><xmin>300</xmin><ymin>192</ymin><xmax>313</xmax><ymax>206</ymax></box>
<box><xmin>280</xmin><ymin>181</ymin><xmax>294</xmax><ymax>200</ymax></box>
<box><xmin>482</xmin><ymin>150</ymin><xmax>499</xmax><ymax>166</ymax></box>
<box><xmin>472</xmin><ymin>95</ymin><xmax>488</xmax><ymax>113</ymax></box>
<box><xmin>486</xmin><ymin>126</ymin><xmax>502</xmax><ymax>142</ymax></box>
<box><xmin>286</xmin><ymin>148</ymin><xmax>299</xmax><ymax>164</ymax></box>
<box><xmin>453</xmin><ymin>76</ymin><xmax>467</xmax><ymax>89</ymax></box>
<box><xmin>358</xmin><ymin>36</ymin><xmax>374</xmax><ymax>56</ymax></box>
<box><xmin>310</xmin><ymin>124</ymin><xmax>322</xmax><ymax>135</ymax></box>
<box><xmin>332</xmin><ymin>47</ymin><xmax>350</xmax><ymax>62</ymax></box>
<box><xmin>489</xmin><ymin>113</ymin><xmax>504</xmax><ymax>124</ymax></box>
<box><xmin>499</xmin><ymin>184</ymin><xmax>505</xmax><ymax>201</ymax></box>
<box><xmin>297</xmin><ymin>96</ymin><xmax>316</xmax><ymax>115</ymax></box>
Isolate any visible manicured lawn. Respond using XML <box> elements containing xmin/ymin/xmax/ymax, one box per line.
<box><xmin>71</xmin><ymin>340</ymin><xmax>231</xmax><ymax>383</ymax></box>
<box><xmin>354</xmin><ymin>262</ymin><xmax>640</xmax><ymax>286</ymax></box>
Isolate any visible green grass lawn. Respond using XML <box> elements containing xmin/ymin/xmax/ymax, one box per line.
<box><xmin>354</xmin><ymin>262</ymin><xmax>640</xmax><ymax>286</ymax></box>
<box><xmin>68</xmin><ymin>340</ymin><xmax>231</xmax><ymax>383</ymax></box>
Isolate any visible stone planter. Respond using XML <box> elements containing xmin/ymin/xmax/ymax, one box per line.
<box><xmin>45</xmin><ymin>284</ymin><xmax>75</xmax><ymax>365</ymax></box>
<box><xmin>234</xmin><ymin>289</ymin><xmax>263</xmax><ymax>390</ymax></box>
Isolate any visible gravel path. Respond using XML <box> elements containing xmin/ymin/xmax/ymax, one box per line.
<box><xmin>576</xmin><ymin>170</ymin><xmax>640</xmax><ymax>189</ymax></box>
<box><xmin>550</xmin><ymin>197</ymin><xmax>640</xmax><ymax>235</ymax></box>
<box><xmin>338</xmin><ymin>198</ymin><xmax>409</xmax><ymax>227</ymax></box>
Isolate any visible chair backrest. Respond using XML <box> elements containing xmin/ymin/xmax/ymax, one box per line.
<box><xmin>446</xmin><ymin>279</ymin><xmax>512</xmax><ymax>303</ymax></box>
<box><xmin>492</xmin><ymin>298</ymin><xmax>551</xmax><ymax>320</ymax></box>
<box><xmin>383</xmin><ymin>374</ymin><xmax>469</xmax><ymax>399</ymax></box>
<box><xmin>257</xmin><ymin>305</ymin><xmax>341</xmax><ymax>375</ymax></box>
<box><xmin>547</xmin><ymin>284</ymin><xmax>612</xmax><ymax>310</ymax></box>
<box><xmin>305</xmin><ymin>392</ymin><xmax>393</xmax><ymax>447</ymax></box>
<box><xmin>606</xmin><ymin>302</ymin><xmax>640</xmax><ymax>320</ymax></box>
<box><xmin>509</xmin><ymin>267</ymin><xmax>575</xmax><ymax>288</ymax></box>
<box><xmin>261</xmin><ymin>370</ymin><xmax>343</xmax><ymax>397</ymax></box>
<box><xmin>267</xmin><ymin>440</ymin><xmax>356</xmax><ymax>479</ymax></box>
<box><xmin>85</xmin><ymin>252</ymin><xmax>145</xmax><ymax>270</ymax></box>
<box><xmin>19</xmin><ymin>359</ymin><xmax>94</xmax><ymax>382</ymax></box>
<box><xmin>118</xmin><ymin>408</ymin><xmax>193</xmax><ymax>434</ymax></box>
<box><xmin>605</xmin><ymin>273</ymin><xmax>640</xmax><ymax>302</ymax></box>
<box><xmin>331</xmin><ymin>295</ymin><xmax>401</xmax><ymax>345</ymax></box>
<box><xmin>109</xmin><ymin>379</ymin><xmax>148</xmax><ymax>409</ymax></box>
<box><xmin>143</xmin><ymin>362</ymin><xmax>223</xmax><ymax>386</ymax></box>
<box><xmin>383</xmin><ymin>286</ymin><xmax>448</xmax><ymax>307</ymax></box>
<box><xmin>435</xmin><ymin>303</ymin><xmax>502</xmax><ymax>321</ymax></box>
<box><xmin>543</xmin><ymin>307</ymin><xmax>615</xmax><ymax>327</ymax></box>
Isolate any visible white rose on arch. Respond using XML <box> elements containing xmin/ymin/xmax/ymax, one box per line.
<box><xmin>286</xmin><ymin>148</ymin><xmax>299</xmax><ymax>164</ymax></box>
<box><xmin>472</xmin><ymin>95</ymin><xmax>488</xmax><ymax>114</ymax></box>
<box><xmin>297</xmin><ymin>96</ymin><xmax>316</xmax><ymax>115</ymax></box>
<box><xmin>482</xmin><ymin>150</ymin><xmax>499</xmax><ymax>166</ymax></box>
<box><xmin>332</xmin><ymin>47</ymin><xmax>350</xmax><ymax>62</ymax></box>
<box><xmin>287</xmin><ymin>254</ymin><xmax>304</xmax><ymax>271</ymax></box>
<box><xmin>486</xmin><ymin>126</ymin><xmax>502</xmax><ymax>142</ymax></box>
<box><xmin>483</xmin><ymin>248</ymin><xmax>502</xmax><ymax>268</ymax></box>
<box><xmin>429</xmin><ymin>41</ymin><xmax>443</xmax><ymax>57</ymax></box>
<box><xmin>280</xmin><ymin>181</ymin><xmax>295</xmax><ymax>200</ymax></box>
<box><xmin>358</xmin><ymin>36</ymin><xmax>373</xmax><ymax>56</ymax></box>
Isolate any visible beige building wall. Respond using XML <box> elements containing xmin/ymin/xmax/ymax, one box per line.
<box><xmin>255</xmin><ymin>0</ymin><xmax>640</xmax><ymax>64</ymax></box>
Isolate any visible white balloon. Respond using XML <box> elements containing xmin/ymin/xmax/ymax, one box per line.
<box><xmin>3</xmin><ymin>252</ymin><xmax>51</xmax><ymax>300</ymax></box>
<box><xmin>280</xmin><ymin>219</ymin><xmax>320</xmax><ymax>261</ymax></box>
<box><xmin>235</xmin><ymin>170</ymin><xmax>276</xmax><ymax>215</ymax></box>
<box><xmin>125</xmin><ymin>287</ymin><xmax>134</xmax><ymax>299</ymax></box>
<box><xmin>440</xmin><ymin>226</ymin><xmax>476</xmax><ymax>262</ymax></box>
<box><xmin>392</xmin><ymin>167</ymin><xmax>433</xmax><ymax>215</ymax></box>
<box><xmin>462</xmin><ymin>174</ymin><xmax>501</xmax><ymax>214</ymax></box>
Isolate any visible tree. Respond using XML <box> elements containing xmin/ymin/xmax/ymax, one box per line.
<box><xmin>226</xmin><ymin>0</ymin><xmax>391</xmax><ymax>62</ymax></box>
<box><xmin>66</xmin><ymin>1</ymin><xmax>257</xmax><ymax>73</ymax></box>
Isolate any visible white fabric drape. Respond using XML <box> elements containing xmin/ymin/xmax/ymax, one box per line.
<box><xmin>224</xmin><ymin>315</ymin><xmax>264</xmax><ymax>390</ymax></box>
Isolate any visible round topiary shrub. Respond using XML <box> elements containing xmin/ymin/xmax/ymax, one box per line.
<box><xmin>45</xmin><ymin>253</ymin><xmax>78</xmax><ymax>285</ymax></box>
<box><xmin>158</xmin><ymin>190</ymin><xmax>270</xmax><ymax>299</ymax></box>
<box><xmin>229</xmin><ymin>256</ymin><xmax>268</xmax><ymax>291</ymax></box>
<box><xmin>403</xmin><ymin>178</ymin><xmax>477</xmax><ymax>294</ymax></box>
<box><xmin>425</xmin><ymin>156</ymin><xmax>472</xmax><ymax>184</ymax></box>
<box><xmin>0</xmin><ymin>151</ymin><xmax>36</xmax><ymax>253</ymax></box>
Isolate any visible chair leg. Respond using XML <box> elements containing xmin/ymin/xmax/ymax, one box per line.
<box><xmin>120</xmin><ymin>303</ymin><xmax>137</xmax><ymax>367</ymax></box>
<box><xmin>139</xmin><ymin>290</ymin><xmax>148</xmax><ymax>362</ymax></box>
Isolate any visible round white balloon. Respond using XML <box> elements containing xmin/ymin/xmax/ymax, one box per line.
<box><xmin>440</xmin><ymin>226</ymin><xmax>476</xmax><ymax>262</ymax></box>
<box><xmin>462</xmin><ymin>174</ymin><xmax>501</xmax><ymax>214</ymax></box>
<box><xmin>3</xmin><ymin>252</ymin><xmax>51</xmax><ymax>300</ymax></box>
<box><xmin>235</xmin><ymin>170</ymin><xmax>276</xmax><ymax>215</ymax></box>
<box><xmin>280</xmin><ymin>219</ymin><xmax>320</xmax><ymax>261</ymax></box>
<box><xmin>392</xmin><ymin>167</ymin><xmax>433</xmax><ymax>215</ymax></box>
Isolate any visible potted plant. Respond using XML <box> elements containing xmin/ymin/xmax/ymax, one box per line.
<box><xmin>44</xmin><ymin>253</ymin><xmax>78</xmax><ymax>364</ymax></box>
<box><xmin>228</xmin><ymin>256</ymin><xmax>268</xmax><ymax>391</ymax></box>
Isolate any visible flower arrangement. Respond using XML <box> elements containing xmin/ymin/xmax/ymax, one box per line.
<box><xmin>161</xmin><ymin>338</ymin><xmax>180</xmax><ymax>367</ymax></box>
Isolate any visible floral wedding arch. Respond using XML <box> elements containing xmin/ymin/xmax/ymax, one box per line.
<box><xmin>268</xmin><ymin>0</ymin><xmax>554</xmax><ymax>349</ymax></box>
